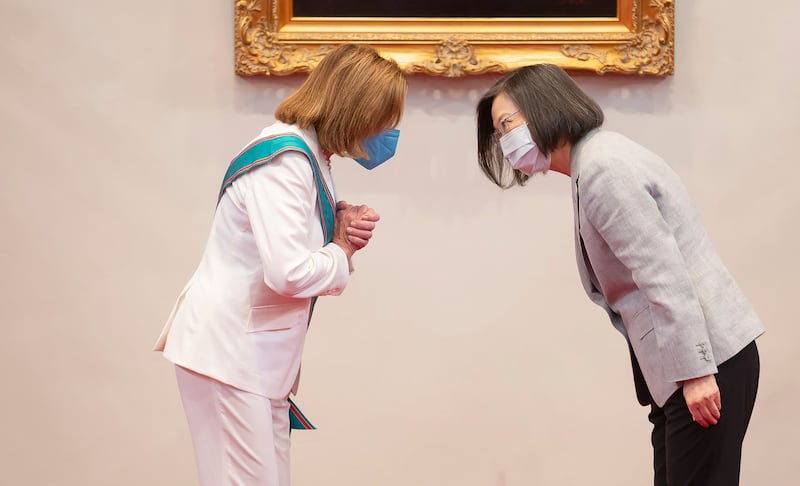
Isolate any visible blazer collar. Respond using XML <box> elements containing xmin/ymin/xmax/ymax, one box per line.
<box><xmin>572</xmin><ymin>175</ymin><xmax>595</xmax><ymax>298</ymax></box>
<box><xmin>570</xmin><ymin>128</ymin><xmax>605</xmax><ymax>302</ymax></box>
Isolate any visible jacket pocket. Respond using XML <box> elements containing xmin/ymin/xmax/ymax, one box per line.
<box><xmin>246</xmin><ymin>301</ymin><xmax>308</xmax><ymax>333</ymax></box>
<box><xmin>630</xmin><ymin>306</ymin><xmax>655</xmax><ymax>340</ymax></box>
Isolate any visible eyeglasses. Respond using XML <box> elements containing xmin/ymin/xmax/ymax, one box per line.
<box><xmin>492</xmin><ymin>110</ymin><xmax>521</xmax><ymax>142</ymax></box>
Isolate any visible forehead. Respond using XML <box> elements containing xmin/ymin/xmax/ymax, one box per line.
<box><xmin>491</xmin><ymin>92</ymin><xmax>519</xmax><ymax>121</ymax></box>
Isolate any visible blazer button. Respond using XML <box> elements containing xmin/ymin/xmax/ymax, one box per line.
<box><xmin>696</xmin><ymin>342</ymin><xmax>712</xmax><ymax>362</ymax></box>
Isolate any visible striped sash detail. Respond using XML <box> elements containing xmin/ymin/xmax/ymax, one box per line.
<box><xmin>219</xmin><ymin>133</ymin><xmax>333</xmax><ymax>430</ymax></box>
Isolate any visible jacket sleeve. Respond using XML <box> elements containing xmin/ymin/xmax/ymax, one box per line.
<box><xmin>579</xmin><ymin>159</ymin><xmax>718</xmax><ymax>382</ymax></box>
<box><xmin>242</xmin><ymin>151</ymin><xmax>350</xmax><ymax>298</ymax></box>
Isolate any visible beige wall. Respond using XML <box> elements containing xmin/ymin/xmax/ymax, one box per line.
<box><xmin>2</xmin><ymin>1</ymin><xmax>798</xmax><ymax>484</ymax></box>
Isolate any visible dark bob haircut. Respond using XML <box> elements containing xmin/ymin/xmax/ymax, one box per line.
<box><xmin>476</xmin><ymin>64</ymin><xmax>604</xmax><ymax>188</ymax></box>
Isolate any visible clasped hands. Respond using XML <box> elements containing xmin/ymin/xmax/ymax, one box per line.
<box><xmin>331</xmin><ymin>200</ymin><xmax>380</xmax><ymax>259</ymax></box>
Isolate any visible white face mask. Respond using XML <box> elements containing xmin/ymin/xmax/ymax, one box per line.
<box><xmin>499</xmin><ymin>123</ymin><xmax>551</xmax><ymax>176</ymax></box>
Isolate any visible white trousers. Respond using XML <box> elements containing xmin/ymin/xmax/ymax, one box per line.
<box><xmin>175</xmin><ymin>365</ymin><xmax>291</xmax><ymax>486</ymax></box>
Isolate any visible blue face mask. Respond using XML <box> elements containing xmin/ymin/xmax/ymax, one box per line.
<box><xmin>353</xmin><ymin>129</ymin><xmax>400</xmax><ymax>170</ymax></box>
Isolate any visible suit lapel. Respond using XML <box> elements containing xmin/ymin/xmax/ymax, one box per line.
<box><xmin>573</xmin><ymin>172</ymin><xmax>610</xmax><ymax>309</ymax></box>
<box><xmin>572</xmin><ymin>173</ymin><xmax>596</xmax><ymax>297</ymax></box>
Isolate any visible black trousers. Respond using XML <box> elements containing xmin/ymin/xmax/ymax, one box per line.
<box><xmin>644</xmin><ymin>341</ymin><xmax>760</xmax><ymax>486</ymax></box>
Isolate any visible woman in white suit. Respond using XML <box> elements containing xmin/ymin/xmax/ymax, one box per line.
<box><xmin>475</xmin><ymin>64</ymin><xmax>763</xmax><ymax>486</ymax></box>
<box><xmin>154</xmin><ymin>44</ymin><xmax>407</xmax><ymax>486</ymax></box>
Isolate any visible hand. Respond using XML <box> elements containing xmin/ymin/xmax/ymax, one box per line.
<box><xmin>682</xmin><ymin>374</ymin><xmax>721</xmax><ymax>428</ymax></box>
<box><xmin>332</xmin><ymin>204</ymin><xmax>380</xmax><ymax>257</ymax></box>
<box><xmin>335</xmin><ymin>201</ymin><xmax>380</xmax><ymax>249</ymax></box>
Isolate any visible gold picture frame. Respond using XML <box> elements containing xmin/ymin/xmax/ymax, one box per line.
<box><xmin>234</xmin><ymin>0</ymin><xmax>673</xmax><ymax>77</ymax></box>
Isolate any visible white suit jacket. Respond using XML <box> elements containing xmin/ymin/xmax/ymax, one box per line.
<box><xmin>571</xmin><ymin>129</ymin><xmax>764</xmax><ymax>407</ymax></box>
<box><xmin>154</xmin><ymin>123</ymin><xmax>350</xmax><ymax>399</ymax></box>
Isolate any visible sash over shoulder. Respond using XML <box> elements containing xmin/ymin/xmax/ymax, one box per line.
<box><xmin>219</xmin><ymin>133</ymin><xmax>336</xmax><ymax>430</ymax></box>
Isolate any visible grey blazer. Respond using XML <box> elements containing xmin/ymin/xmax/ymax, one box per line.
<box><xmin>570</xmin><ymin>129</ymin><xmax>764</xmax><ymax>407</ymax></box>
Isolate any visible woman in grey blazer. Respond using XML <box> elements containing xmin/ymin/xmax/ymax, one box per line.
<box><xmin>475</xmin><ymin>64</ymin><xmax>764</xmax><ymax>486</ymax></box>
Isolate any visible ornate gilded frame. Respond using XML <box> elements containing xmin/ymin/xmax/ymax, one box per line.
<box><xmin>235</xmin><ymin>0</ymin><xmax>673</xmax><ymax>77</ymax></box>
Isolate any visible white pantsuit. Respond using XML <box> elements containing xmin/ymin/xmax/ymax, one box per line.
<box><xmin>175</xmin><ymin>365</ymin><xmax>291</xmax><ymax>486</ymax></box>
<box><xmin>155</xmin><ymin>122</ymin><xmax>350</xmax><ymax>485</ymax></box>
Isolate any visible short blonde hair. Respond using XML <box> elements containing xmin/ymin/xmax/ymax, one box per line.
<box><xmin>275</xmin><ymin>44</ymin><xmax>407</xmax><ymax>158</ymax></box>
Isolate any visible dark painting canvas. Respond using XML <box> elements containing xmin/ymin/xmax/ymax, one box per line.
<box><xmin>293</xmin><ymin>0</ymin><xmax>617</xmax><ymax>18</ymax></box>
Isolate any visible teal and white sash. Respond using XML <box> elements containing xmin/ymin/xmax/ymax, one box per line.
<box><xmin>220</xmin><ymin>133</ymin><xmax>335</xmax><ymax>430</ymax></box>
